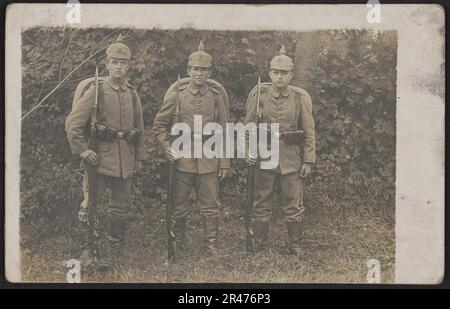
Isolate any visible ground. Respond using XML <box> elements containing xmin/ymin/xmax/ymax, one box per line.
<box><xmin>20</xmin><ymin>190</ymin><xmax>395</xmax><ymax>284</ymax></box>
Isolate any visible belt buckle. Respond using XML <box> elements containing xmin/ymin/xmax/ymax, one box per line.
<box><xmin>117</xmin><ymin>131</ymin><xmax>125</xmax><ymax>138</ymax></box>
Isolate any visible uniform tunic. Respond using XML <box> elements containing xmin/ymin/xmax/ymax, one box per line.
<box><xmin>153</xmin><ymin>81</ymin><xmax>230</xmax><ymax>218</ymax></box>
<box><xmin>153</xmin><ymin>82</ymin><xmax>230</xmax><ymax>174</ymax></box>
<box><xmin>66</xmin><ymin>77</ymin><xmax>147</xmax><ymax>179</ymax></box>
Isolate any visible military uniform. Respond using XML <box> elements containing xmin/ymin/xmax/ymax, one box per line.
<box><xmin>152</xmin><ymin>41</ymin><xmax>229</xmax><ymax>256</ymax></box>
<box><xmin>65</xmin><ymin>40</ymin><xmax>147</xmax><ymax>266</ymax></box>
<box><xmin>245</xmin><ymin>46</ymin><xmax>315</xmax><ymax>254</ymax></box>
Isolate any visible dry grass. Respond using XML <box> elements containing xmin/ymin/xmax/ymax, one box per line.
<box><xmin>20</xmin><ymin>194</ymin><xmax>394</xmax><ymax>284</ymax></box>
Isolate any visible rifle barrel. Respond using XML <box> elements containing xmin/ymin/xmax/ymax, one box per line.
<box><xmin>87</xmin><ymin>62</ymin><xmax>99</xmax><ymax>259</ymax></box>
<box><xmin>166</xmin><ymin>75</ymin><xmax>182</xmax><ymax>263</ymax></box>
<box><xmin>245</xmin><ymin>77</ymin><xmax>261</xmax><ymax>255</ymax></box>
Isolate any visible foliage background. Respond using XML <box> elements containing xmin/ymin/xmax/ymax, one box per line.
<box><xmin>20</xmin><ymin>28</ymin><xmax>396</xmax><ymax>282</ymax></box>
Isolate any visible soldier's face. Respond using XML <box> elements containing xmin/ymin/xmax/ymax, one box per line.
<box><xmin>107</xmin><ymin>58</ymin><xmax>129</xmax><ymax>80</ymax></box>
<box><xmin>269</xmin><ymin>69</ymin><xmax>293</xmax><ymax>89</ymax></box>
<box><xmin>188</xmin><ymin>66</ymin><xmax>210</xmax><ymax>86</ymax></box>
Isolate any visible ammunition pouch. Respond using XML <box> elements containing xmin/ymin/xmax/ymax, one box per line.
<box><xmin>96</xmin><ymin>124</ymin><xmax>108</xmax><ymax>140</ymax></box>
<box><xmin>280</xmin><ymin>130</ymin><xmax>304</xmax><ymax>145</ymax></box>
<box><xmin>126</xmin><ymin>128</ymin><xmax>142</xmax><ymax>144</ymax></box>
<box><xmin>256</xmin><ymin>127</ymin><xmax>304</xmax><ymax>146</ymax></box>
<box><xmin>96</xmin><ymin>123</ymin><xmax>142</xmax><ymax>144</ymax></box>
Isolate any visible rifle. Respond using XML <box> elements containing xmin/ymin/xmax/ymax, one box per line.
<box><xmin>166</xmin><ymin>74</ymin><xmax>181</xmax><ymax>263</ymax></box>
<box><xmin>87</xmin><ymin>56</ymin><xmax>101</xmax><ymax>260</ymax></box>
<box><xmin>245</xmin><ymin>76</ymin><xmax>261</xmax><ymax>255</ymax></box>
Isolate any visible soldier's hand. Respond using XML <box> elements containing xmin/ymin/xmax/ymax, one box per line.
<box><xmin>165</xmin><ymin>148</ymin><xmax>181</xmax><ymax>162</ymax></box>
<box><xmin>134</xmin><ymin>160</ymin><xmax>144</xmax><ymax>174</ymax></box>
<box><xmin>245</xmin><ymin>154</ymin><xmax>257</xmax><ymax>166</ymax></box>
<box><xmin>300</xmin><ymin>163</ymin><xmax>312</xmax><ymax>178</ymax></box>
<box><xmin>218</xmin><ymin>168</ymin><xmax>229</xmax><ymax>181</ymax></box>
<box><xmin>80</xmin><ymin>150</ymin><xmax>97</xmax><ymax>165</ymax></box>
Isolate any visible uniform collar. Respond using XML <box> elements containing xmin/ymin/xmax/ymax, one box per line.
<box><xmin>268</xmin><ymin>84</ymin><xmax>291</xmax><ymax>98</ymax></box>
<box><xmin>105</xmin><ymin>77</ymin><xmax>128</xmax><ymax>91</ymax></box>
<box><xmin>187</xmin><ymin>81</ymin><xmax>208</xmax><ymax>96</ymax></box>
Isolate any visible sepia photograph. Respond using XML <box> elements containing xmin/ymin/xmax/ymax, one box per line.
<box><xmin>5</xmin><ymin>3</ymin><xmax>444</xmax><ymax>285</ymax></box>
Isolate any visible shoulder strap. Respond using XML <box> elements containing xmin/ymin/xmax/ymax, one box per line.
<box><xmin>290</xmin><ymin>86</ymin><xmax>308</xmax><ymax>96</ymax></box>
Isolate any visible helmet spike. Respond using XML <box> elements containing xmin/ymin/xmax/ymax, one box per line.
<box><xmin>198</xmin><ymin>40</ymin><xmax>205</xmax><ymax>51</ymax></box>
<box><xmin>279</xmin><ymin>45</ymin><xmax>287</xmax><ymax>55</ymax></box>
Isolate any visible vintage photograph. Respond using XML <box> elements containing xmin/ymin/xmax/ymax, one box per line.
<box><xmin>5</xmin><ymin>4</ymin><xmax>444</xmax><ymax>284</ymax></box>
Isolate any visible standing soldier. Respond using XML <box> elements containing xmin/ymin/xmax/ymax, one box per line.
<box><xmin>245</xmin><ymin>45</ymin><xmax>316</xmax><ymax>255</ymax></box>
<box><xmin>65</xmin><ymin>37</ymin><xmax>147</xmax><ymax>269</ymax></box>
<box><xmin>153</xmin><ymin>41</ymin><xmax>229</xmax><ymax>258</ymax></box>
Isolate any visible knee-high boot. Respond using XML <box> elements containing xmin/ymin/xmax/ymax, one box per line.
<box><xmin>254</xmin><ymin>221</ymin><xmax>269</xmax><ymax>253</ymax></box>
<box><xmin>286</xmin><ymin>221</ymin><xmax>303</xmax><ymax>255</ymax></box>
<box><xmin>203</xmin><ymin>217</ymin><xmax>219</xmax><ymax>258</ymax></box>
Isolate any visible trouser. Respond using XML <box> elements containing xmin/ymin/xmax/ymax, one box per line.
<box><xmin>252</xmin><ymin>168</ymin><xmax>305</xmax><ymax>254</ymax></box>
<box><xmin>79</xmin><ymin>171</ymin><xmax>132</xmax><ymax>250</ymax></box>
<box><xmin>172</xmin><ymin>171</ymin><xmax>220</xmax><ymax>255</ymax></box>
<box><xmin>173</xmin><ymin>171</ymin><xmax>220</xmax><ymax>219</ymax></box>
<box><xmin>253</xmin><ymin>168</ymin><xmax>305</xmax><ymax>223</ymax></box>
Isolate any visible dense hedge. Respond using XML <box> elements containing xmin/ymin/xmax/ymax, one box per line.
<box><xmin>20</xmin><ymin>28</ymin><xmax>396</xmax><ymax>242</ymax></box>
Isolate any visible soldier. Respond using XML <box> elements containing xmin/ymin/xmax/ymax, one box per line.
<box><xmin>65</xmin><ymin>38</ymin><xmax>147</xmax><ymax>269</ymax></box>
<box><xmin>153</xmin><ymin>41</ymin><xmax>229</xmax><ymax>258</ymax></box>
<box><xmin>245</xmin><ymin>45</ymin><xmax>316</xmax><ymax>255</ymax></box>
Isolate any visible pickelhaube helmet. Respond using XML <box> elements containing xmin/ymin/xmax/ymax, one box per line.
<box><xmin>106</xmin><ymin>34</ymin><xmax>132</xmax><ymax>60</ymax></box>
<box><xmin>270</xmin><ymin>45</ymin><xmax>294</xmax><ymax>71</ymax></box>
<box><xmin>188</xmin><ymin>40</ymin><xmax>212</xmax><ymax>68</ymax></box>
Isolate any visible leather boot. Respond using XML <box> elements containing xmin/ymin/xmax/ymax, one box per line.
<box><xmin>97</xmin><ymin>216</ymin><xmax>127</xmax><ymax>271</ymax></box>
<box><xmin>254</xmin><ymin>221</ymin><xmax>269</xmax><ymax>253</ymax></box>
<box><xmin>286</xmin><ymin>221</ymin><xmax>303</xmax><ymax>255</ymax></box>
<box><xmin>203</xmin><ymin>217</ymin><xmax>219</xmax><ymax>258</ymax></box>
<box><xmin>173</xmin><ymin>217</ymin><xmax>186</xmax><ymax>253</ymax></box>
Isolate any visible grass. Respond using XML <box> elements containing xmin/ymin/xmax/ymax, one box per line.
<box><xmin>20</xmin><ymin>192</ymin><xmax>395</xmax><ymax>284</ymax></box>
